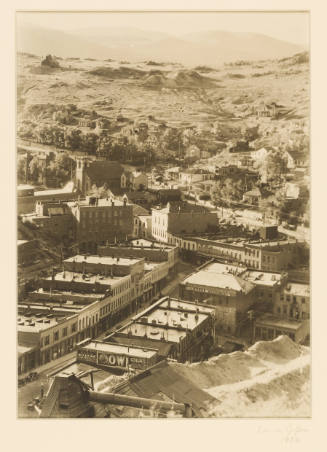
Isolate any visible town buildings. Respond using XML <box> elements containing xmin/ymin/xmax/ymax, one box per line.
<box><xmin>179</xmin><ymin>263</ymin><xmax>255</xmax><ymax>335</ymax></box>
<box><xmin>75</xmin><ymin>158</ymin><xmax>148</xmax><ymax>195</ymax></box>
<box><xmin>152</xmin><ymin>201</ymin><xmax>218</xmax><ymax>243</ymax></box>
<box><xmin>18</xmin><ymin>181</ymin><xmax>79</xmax><ymax>215</ymax></box>
<box><xmin>286</xmin><ymin>150</ymin><xmax>309</xmax><ymax>170</ymax></box>
<box><xmin>76</xmin><ymin>340</ymin><xmax>159</xmax><ymax>372</ymax></box>
<box><xmin>178</xmin><ymin>168</ymin><xmax>213</xmax><ymax>186</ymax></box>
<box><xmin>68</xmin><ymin>196</ymin><xmax>133</xmax><ymax>251</ymax></box>
<box><xmin>18</xmin><ymin>244</ymin><xmax>175</xmax><ymax>374</ymax></box>
<box><xmin>106</xmin><ymin>296</ymin><xmax>216</xmax><ymax>363</ymax></box>
<box><xmin>172</xmin><ymin>234</ymin><xmax>305</xmax><ymax>272</ymax></box>
<box><xmin>253</xmin><ymin>313</ymin><xmax>309</xmax><ymax>344</ymax></box>
<box><xmin>273</xmin><ymin>282</ymin><xmax>310</xmax><ymax>321</ymax></box>
<box><xmin>21</xmin><ymin>196</ymin><xmax>134</xmax><ymax>251</ymax></box>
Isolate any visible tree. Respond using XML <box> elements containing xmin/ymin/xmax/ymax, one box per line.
<box><xmin>52</xmin><ymin>126</ymin><xmax>65</xmax><ymax>148</ymax></box>
<box><xmin>81</xmin><ymin>133</ymin><xmax>99</xmax><ymax>154</ymax></box>
<box><xmin>243</xmin><ymin>125</ymin><xmax>259</xmax><ymax>142</ymax></box>
<box><xmin>46</xmin><ymin>152</ymin><xmax>75</xmax><ymax>187</ymax></box>
<box><xmin>41</xmin><ymin>55</ymin><xmax>60</xmax><ymax>68</ymax></box>
<box><xmin>29</xmin><ymin>156</ymin><xmax>42</xmax><ymax>183</ymax></box>
<box><xmin>17</xmin><ymin>156</ymin><xmax>27</xmax><ymax>184</ymax></box>
<box><xmin>64</xmin><ymin>128</ymin><xmax>82</xmax><ymax>151</ymax></box>
<box><xmin>97</xmin><ymin>132</ymin><xmax>112</xmax><ymax>158</ymax></box>
<box><xmin>255</xmin><ymin>150</ymin><xmax>287</xmax><ymax>183</ymax></box>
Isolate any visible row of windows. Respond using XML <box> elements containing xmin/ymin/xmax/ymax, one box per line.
<box><xmin>262</xmin><ymin>255</ymin><xmax>276</xmax><ymax>264</ymax></box>
<box><xmin>245</xmin><ymin>248</ymin><xmax>259</xmax><ymax>258</ymax></box>
<box><xmin>81</xmin><ymin>209</ymin><xmax>121</xmax><ymax>219</ymax></box>
<box><xmin>276</xmin><ymin>306</ymin><xmax>307</xmax><ymax>319</ymax></box>
<box><xmin>153</xmin><ymin>228</ymin><xmax>167</xmax><ymax>239</ymax></box>
<box><xmin>255</xmin><ymin>326</ymin><xmax>295</xmax><ymax>342</ymax></box>
<box><xmin>100</xmin><ymin>294</ymin><xmax>129</xmax><ymax>316</ymax></box>
<box><xmin>42</xmin><ymin>322</ymin><xmax>77</xmax><ymax>347</ymax></box>
<box><xmin>280</xmin><ymin>294</ymin><xmax>307</xmax><ymax>304</ymax></box>
<box><xmin>78</xmin><ymin>314</ymin><xmax>99</xmax><ymax>331</ymax></box>
<box><xmin>153</xmin><ymin>215</ymin><xmax>167</xmax><ymax>227</ymax></box>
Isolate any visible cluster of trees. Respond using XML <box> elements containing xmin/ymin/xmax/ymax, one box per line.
<box><xmin>17</xmin><ymin>152</ymin><xmax>76</xmax><ymax>187</ymax></box>
<box><xmin>254</xmin><ymin>150</ymin><xmax>288</xmax><ymax>183</ymax></box>
<box><xmin>210</xmin><ymin>177</ymin><xmax>254</xmax><ymax>206</ymax></box>
<box><xmin>41</xmin><ymin>54</ymin><xmax>61</xmax><ymax>69</ymax></box>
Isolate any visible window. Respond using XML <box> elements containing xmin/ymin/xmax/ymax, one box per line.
<box><xmin>283</xmin><ymin>306</ymin><xmax>287</xmax><ymax>314</ymax></box>
<box><xmin>62</xmin><ymin>327</ymin><xmax>68</xmax><ymax>337</ymax></box>
<box><xmin>286</xmin><ymin>295</ymin><xmax>291</xmax><ymax>302</ymax></box>
<box><xmin>277</xmin><ymin>307</ymin><xmax>281</xmax><ymax>314</ymax></box>
<box><xmin>71</xmin><ymin>323</ymin><xmax>77</xmax><ymax>333</ymax></box>
<box><xmin>45</xmin><ymin>335</ymin><xmax>49</xmax><ymax>346</ymax></box>
<box><xmin>301</xmin><ymin>298</ymin><xmax>306</xmax><ymax>304</ymax></box>
<box><xmin>280</xmin><ymin>294</ymin><xmax>284</xmax><ymax>301</ymax></box>
<box><xmin>293</xmin><ymin>296</ymin><xmax>297</xmax><ymax>303</ymax></box>
<box><xmin>54</xmin><ymin>331</ymin><xmax>59</xmax><ymax>342</ymax></box>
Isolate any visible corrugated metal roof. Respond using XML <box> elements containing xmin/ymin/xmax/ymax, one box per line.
<box><xmin>113</xmin><ymin>360</ymin><xmax>215</xmax><ymax>416</ymax></box>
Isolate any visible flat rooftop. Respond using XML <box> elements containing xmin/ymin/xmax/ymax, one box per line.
<box><xmin>144</xmin><ymin>262</ymin><xmax>161</xmax><ymax>271</ymax></box>
<box><xmin>65</xmin><ymin>255</ymin><xmax>140</xmax><ymax>266</ymax></box>
<box><xmin>121</xmin><ymin>322</ymin><xmax>186</xmax><ymax>343</ymax></box>
<box><xmin>48</xmin><ymin>271</ymin><xmax>128</xmax><ymax>286</ymax></box>
<box><xmin>34</xmin><ymin>288</ymin><xmax>102</xmax><ymax>299</ymax></box>
<box><xmin>17</xmin><ymin>184</ymin><xmax>35</xmax><ymax>191</ymax></box>
<box><xmin>159</xmin><ymin>298</ymin><xmax>215</xmax><ymax>315</ymax></box>
<box><xmin>17</xmin><ymin>312</ymin><xmax>75</xmax><ymax>332</ymax></box>
<box><xmin>284</xmin><ymin>282</ymin><xmax>310</xmax><ymax>297</ymax></box>
<box><xmin>243</xmin><ymin>270</ymin><xmax>283</xmax><ymax>286</ymax></box>
<box><xmin>130</xmin><ymin>239</ymin><xmax>175</xmax><ymax>250</ymax></box>
<box><xmin>68</xmin><ymin>198</ymin><xmax>126</xmax><ymax>208</ymax></box>
<box><xmin>120</xmin><ymin>297</ymin><xmax>215</xmax><ymax>344</ymax></box>
<box><xmin>84</xmin><ymin>341</ymin><xmax>157</xmax><ymax>359</ymax></box>
<box><xmin>255</xmin><ymin>313</ymin><xmax>305</xmax><ymax>331</ymax></box>
<box><xmin>202</xmin><ymin>262</ymin><xmax>247</xmax><ymax>276</ymax></box>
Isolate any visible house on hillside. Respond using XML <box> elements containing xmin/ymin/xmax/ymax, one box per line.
<box><xmin>242</xmin><ymin>187</ymin><xmax>263</xmax><ymax>206</ymax></box>
<box><xmin>256</xmin><ymin>101</ymin><xmax>286</xmax><ymax>119</ymax></box>
<box><xmin>164</xmin><ymin>166</ymin><xmax>180</xmax><ymax>181</ymax></box>
<box><xmin>286</xmin><ymin>150</ymin><xmax>308</xmax><ymax>170</ymax></box>
<box><xmin>251</xmin><ymin>147</ymin><xmax>271</xmax><ymax>165</ymax></box>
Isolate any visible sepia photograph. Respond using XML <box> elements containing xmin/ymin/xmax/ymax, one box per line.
<box><xmin>15</xmin><ymin>9</ymin><xmax>310</xmax><ymax>419</ymax></box>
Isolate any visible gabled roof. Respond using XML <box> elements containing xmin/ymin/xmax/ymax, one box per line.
<box><xmin>286</xmin><ymin>150</ymin><xmax>308</xmax><ymax>161</ymax></box>
<box><xmin>244</xmin><ymin>187</ymin><xmax>262</xmax><ymax>197</ymax></box>
<box><xmin>132</xmin><ymin>204</ymin><xmax>150</xmax><ymax>216</ymax></box>
<box><xmin>40</xmin><ymin>375</ymin><xmax>91</xmax><ymax>418</ymax></box>
<box><xmin>85</xmin><ymin>161</ymin><xmax>125</xmax><ymax>185</ymax></box>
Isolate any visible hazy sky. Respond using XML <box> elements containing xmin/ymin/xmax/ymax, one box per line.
<box><xmin>17</xmin><ymin>11</ymin><xmax>309</xmax><ymax>46</ymax></box>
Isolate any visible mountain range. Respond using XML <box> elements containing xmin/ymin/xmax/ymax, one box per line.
<box><xmin>17</xmin><ymin>24</ymin><xmax>305</xmax><ymax>66</ymax></box>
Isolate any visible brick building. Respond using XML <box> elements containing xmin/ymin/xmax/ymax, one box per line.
<box><xmin>68</xmin><ymin>196</ymin><xmax>133</xmax><ymax>251</ymax></box>
<box><xmin>18</xmin><ymin>246</ymin><xmax>174</xmax><ymax>373</ymax></box>
<box><xmin>110</xmin><ymin>297</ymin><xmax>216</xmax><ymax>363</ymax></box>
<box><xmin>273</xmin><ymin>282</ymin><xmax>310</xmax><ymax>321</ymax></box>
<box><xmin>152</xmin><ymin>202</ymin><xmax>217</xmax><ymax>243</ymax></box>
<box><xmin>179</xmin><ymin>265</ymin><xmax>255</xmax><ymax>335</ymax></box>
